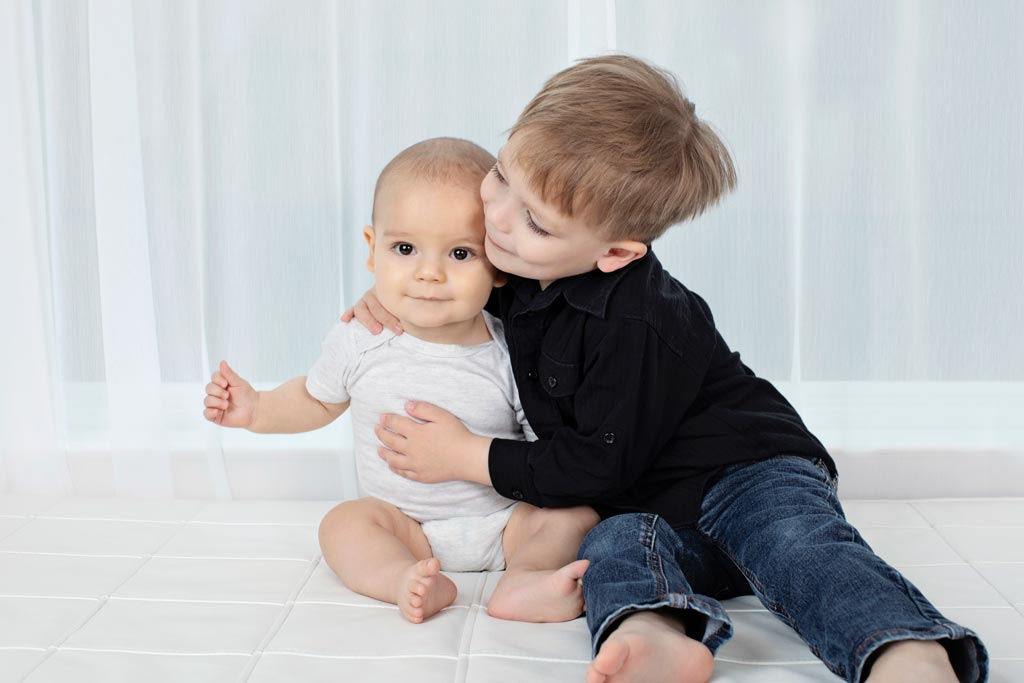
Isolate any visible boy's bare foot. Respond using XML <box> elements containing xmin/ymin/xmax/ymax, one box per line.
<box><xmin>865</xmin><ymin>640</ymin><xmax>959</xmax><ymax>683</ymax></box>
<box><xmin>487</xmin><ymin>559</ymin><xmax>589</xmax><ymax>622</ymax></box>
<box><xmin>396</xmin><ymin>558</ymin><xmax>457</xmax><ymax>624</ymax></box>
<box><xmin>586</xmin><ymin>610</ymin><xmax>714</xmax><ymax>683</ymax></box>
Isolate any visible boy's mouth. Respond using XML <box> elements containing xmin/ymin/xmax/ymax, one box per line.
<box><xmin>485</xmin><ymin>233</ymin><xmax>513</xmax><ymax>255</ymax></box>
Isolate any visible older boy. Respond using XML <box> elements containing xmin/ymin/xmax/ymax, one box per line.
<box><xmin>204</xmin><ymin>137</ymin><xmax>596</xmax><ymax>625</ymax></box>
<box><xmin>348</xmin><ymin>59</ymin><xmax>988</xmax><ymax>682</ymax></box>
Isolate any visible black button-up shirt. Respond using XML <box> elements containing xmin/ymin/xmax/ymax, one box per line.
<box><xmin>486</xmin><ymin>251</ymin><xmax>834</xmax><ymax>530</ymax></box>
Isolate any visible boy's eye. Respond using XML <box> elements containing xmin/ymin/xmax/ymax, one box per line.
<box><xmin>393</xmin><ymin>243</ymin><xmax>415</xmax><ymax>256</ymax></box>
<box><xmin>490</xmin><ymin>164</ymin><xmax>507</xmax><ymax>184</ymax></box>
<box><xmin>526</xmin><ymin>213</ymin><xmax>550</xmax><ymax>237</ymax></box>
<box><xmin>450</xmin><ymin>247</ymin><xmax>473</xmax><ymax>261</ymax></box>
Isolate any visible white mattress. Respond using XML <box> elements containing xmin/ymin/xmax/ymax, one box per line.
<box><xmin>1</xmin><ymin>496</ymin><xmax>1022</xmax><ymax>683</ymax></box>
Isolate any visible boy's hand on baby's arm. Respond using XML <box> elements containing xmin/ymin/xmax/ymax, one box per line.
<box><xmin>203</xmin><ymin>360</ymin><xmax>259</xmax><ymax>428</ymax></box>
<box><xmin>340</xmin><ymin>287</ymin><xmax>402</xmax><ymax>335</ymax></box>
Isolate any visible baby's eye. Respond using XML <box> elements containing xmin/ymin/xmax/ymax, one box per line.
<box><xmin>392</xmin><ymin>242</ymin><xmax>415</xmax><ymax>256</ymax></box>
<box><xmin>490</xmin><ymin>165</ymin><xmax>507</xmax><ymax>184</ymax></box>
<box><xmin>450</xmin><ymin>247</ymin><xmax>473</xmax><ymax>261</ymax></box>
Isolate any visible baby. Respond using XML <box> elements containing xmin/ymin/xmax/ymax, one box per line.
<box><xmin>203</xmin><ymin>137</ymin><xmax>597</xmax><ymax>624</ymax></box>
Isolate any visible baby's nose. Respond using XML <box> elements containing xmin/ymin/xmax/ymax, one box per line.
<box><xmin>415</xmin><ymin>261</ymin><xmax>445</xmax><ymax>282</ymax></box>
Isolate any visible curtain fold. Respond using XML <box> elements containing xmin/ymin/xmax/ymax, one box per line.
<box><xmin>2</xmin><ymin>0</ymin><xmax>1021</xmax><ymax>497</ymax></box>
<box><xmin>0</xmin><ymin>0</ymin><xmax>70</xmax><ymax>493</ymax></box>
<box><xmin>89</xmin><ymin>0</ymin><xmax>176</xmax><ymax>496</ymax></box>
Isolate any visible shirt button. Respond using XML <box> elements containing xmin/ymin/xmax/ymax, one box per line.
<box><xmin>547</xmin><ymin>376</ymin><xmax>558</xmax><ymax>389</ymax></box>
<box><xmin>603</xmin><ymin>432</ymin><xmax>616</xmax><ymax>445</ymax></box>
<box><xmin>527</xmin><ymin>370</ymin><xmax>538</xmax><ymax>380</ymax></box>
<box><xmin>511</xmin><ymin>489</ymin><xmax>525</xmax><ymax>500</ymax></box>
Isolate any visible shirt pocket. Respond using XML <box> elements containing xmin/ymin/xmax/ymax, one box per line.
<box><xmin>537</xmin><ymin>352</ymin><xmax>581</xmax><ymax>399</ymax></box>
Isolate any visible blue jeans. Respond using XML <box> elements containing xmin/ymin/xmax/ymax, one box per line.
<box><xmin>579</xmin><ymin>456</ymin><xmax>988</xmax><ymax>683</ymax></box>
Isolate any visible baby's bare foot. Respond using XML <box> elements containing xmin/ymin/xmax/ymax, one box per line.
<box><xmin>487</xmin><ymin>559</ymin><xmax>589</xmax><ymax>622</ymax></box>
<box><xmin>396</xmin><ymin>558</ymin><xmax>456</xmax><ymax>624</ymax></box>
<box><xmin>586</xmin><ymin>611</ymin><xmax>713</xmax><ymax>683</ymax></box>
<box><xmin>865</xmin><ymin>640</ymin><xmax>958</xmax><ymax>683</ymax></box>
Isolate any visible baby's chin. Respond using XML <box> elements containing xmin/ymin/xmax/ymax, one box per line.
<box><xmin>398</xmin><ymin>310</ymin><xmax>476</xmax><ymax>332</ymax></box>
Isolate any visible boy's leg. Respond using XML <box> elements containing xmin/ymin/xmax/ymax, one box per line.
<box><xmin>318</xmin><ymin>497</ymin><xmax>457</xmax><ymax>623</ymax></box>
<box><xmin>697</xmin><ymin>456</ymin><xmax>988</xmax><ymax>683</ymax></box>
<box><xmin>579</xmin><ymin>513</ymin><xmax>741</xmax><ymax>683</ymax></box>
<box><xmin>486</xmin><ymin>504</ymin><xmax>598</xmax><ymax>622</ymax></box>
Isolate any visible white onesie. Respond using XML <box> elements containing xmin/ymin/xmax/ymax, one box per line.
<box><xmin>306</xmin><ymin>312</ymin><xmax>535</xmax><ymax>571</ymax></box>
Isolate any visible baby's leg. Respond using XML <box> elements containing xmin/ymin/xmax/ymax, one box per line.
<box><xmin>487</xmin><ymin>504</ymin><xmax>599</xmax><ymax>622</ymax></box>
<box><xmin>318</xmin><ymin>497</ymin><xmax>457</xmax><ymax>623</ymax></box>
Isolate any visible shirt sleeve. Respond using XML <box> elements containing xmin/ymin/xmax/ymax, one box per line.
<box><xmin>488</xmin><ymin>318</ymin><xmax>712</xmax><ymax>508</ymax></box>
<box><xmin>305</xmin><ymin>321</ymin><xmax>357</xmax><ymax>404</ymax></box>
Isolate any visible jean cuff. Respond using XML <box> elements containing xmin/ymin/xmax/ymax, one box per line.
<box><xmin>591</xmin><ymin>592</ymin><xmax>734</xmax><ymax>658</ymax></box>
<box><xmin>852</xmin><ymin>623</ymin><xmax>989</xmax><ymax>683</ymax></box>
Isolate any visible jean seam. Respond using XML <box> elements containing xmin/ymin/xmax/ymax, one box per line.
<box><xmin>899</xmin><ymin>571</ymin><xmax>932</xmax><ymax>619</ymax></box>
<box><xmin>590</xmin><ymin>514</ymin><xmax>672</xmax><ymax>656</ymax></box>
<box><xmin>819</xmin><ymin>458</ymin><xmax>840</xmax><ymax>498</ymax></box>
<box><xmin>695</xmin><ymin>524</ymin><xmax>845</xmax><ymax>677</ymax></box>
<box><xmin>642</xmin><ymin>514</ymin><xmax>668</xmax><ymax>599</ymax></box>
<box><xmin>694</xmin><ymin>529</ymin><xmax>788</xmax><ymax>623</ymax></box>
<box><xmin>775</xmin><ymin>454</ymin><xmax>837</xmax><ymax>495</ymax></box>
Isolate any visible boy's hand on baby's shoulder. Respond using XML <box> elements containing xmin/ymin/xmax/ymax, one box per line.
<box><xmin>203</xmin><ymin>360</ymin><xmax>259</xmax><ymax>428</ymax></box>
<box><xmin>340</xmin><ymin>287</ymin><xmax>402</xmax><ymax>335</ymax></box>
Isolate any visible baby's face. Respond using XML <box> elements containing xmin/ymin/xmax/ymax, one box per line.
<box><xmin>366</xmin><ymin>180</ymin><xmax>501</xmax><ymax>337</ymax></box>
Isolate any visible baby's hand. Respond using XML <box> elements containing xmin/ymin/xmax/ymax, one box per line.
<box><xmin>203</xmin><ymin>360</ymin><xmax>258</xmax><ymax>428</ymax></box>
<box><xmin>340</xmin><ymin>287</ymin><xmax>402</xmax><ymax>335</ymax></box>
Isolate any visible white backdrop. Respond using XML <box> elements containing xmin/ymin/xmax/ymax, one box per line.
<box><xmin>2</xmin><ymin>0</ymin><xmax>1022</xmax><ymax>498</ymax></box>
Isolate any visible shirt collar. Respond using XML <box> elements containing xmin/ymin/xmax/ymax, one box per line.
<box><xmin>507</xmin><ymin>251</ymin><xmax>652</xmax><ymax>318</ymax></box>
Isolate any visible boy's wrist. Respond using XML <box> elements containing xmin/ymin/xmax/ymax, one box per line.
<box><xmin>464</xmin><ymin>434</ymin><xmax>493</xmax><ymax>486</ymax></box>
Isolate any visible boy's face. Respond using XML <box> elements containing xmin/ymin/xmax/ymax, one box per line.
<box><xmin>480</xmin><ymin>135</ymin><xmax>645</xmax><ymax>287</ymax></box>
<box><xmin>365</xmin><ymin>179</ymin><xmax>503</xmax><ymax>337</ymax></box>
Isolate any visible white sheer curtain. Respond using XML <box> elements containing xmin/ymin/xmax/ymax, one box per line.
<box><xmin>2</xmin><ymin>0</ymin><xmax>1021</xmax><ymax>498</ymax></box>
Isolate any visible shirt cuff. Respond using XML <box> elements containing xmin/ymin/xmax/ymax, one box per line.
<box><xmin>488</xmin><ymin>438</ymin><xmax>534</xmax><ymax>504</ymax></box>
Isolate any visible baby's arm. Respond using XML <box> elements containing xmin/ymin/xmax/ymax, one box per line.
<box><xmin>248</xmin><ymin>376</ymin><xmax>348</xmax><ymax>434</ymax></box>
<box><xmin>204</xmin><ymin>360</ymin><xmax>347</xmax><ymax>434</ymax></box>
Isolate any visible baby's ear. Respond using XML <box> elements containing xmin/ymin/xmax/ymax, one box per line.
<box><xmin>597</xmin><ymin>240</ymin><xmax>648</xmax><ymax>274</ymax></box>
<box><xmin>363</xmin><ymin>226</ymin><xmax>376</xmax><ymax>272</ymax></box>
<box><xmin>493</xmin><ymin>271</ymin><xmax>509</xmax><ymax>288</ymax></box>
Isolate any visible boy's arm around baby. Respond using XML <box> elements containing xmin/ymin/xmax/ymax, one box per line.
<box><xmin>379</xmin><ymin>317</ymin><xmax>708</xmax><ymax>508</ymax></box>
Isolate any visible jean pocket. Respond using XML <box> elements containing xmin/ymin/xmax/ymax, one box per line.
<box><xmin>774</xmin><ymin>454</ymin><xmax>835</xmax><ymax>488</ymax></box>
<box><xmin>810</xmin><ymin>455</ymin><xmax>839</xmax><ymax>494</ymax></box>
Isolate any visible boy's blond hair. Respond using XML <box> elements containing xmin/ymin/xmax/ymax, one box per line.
<box><xmin>508</xmin><ymin>54</ymin><xmax>736</xmax><ymax>243</ymax></box>
<box><xmin>372</xmin><ymin>137</ymin><xmax>495</xmax><ymax>223</ymax></box>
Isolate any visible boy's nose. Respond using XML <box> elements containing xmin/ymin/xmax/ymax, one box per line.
<box><xmin>485</xmin><ymin>201</ymin><xmax>513</xmax><ymax>234</ymax></box>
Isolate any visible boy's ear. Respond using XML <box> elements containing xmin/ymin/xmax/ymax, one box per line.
<box><xmin>363</xmin><ymin>226</ymin><xmax>376</xmax><ymax>272</ymax></box>
<box><xmin>596</xmin><ymin>240</ymin><xmax>648</xmax><ymax>274</ymax></box>
<box><xmin>492</xmin><ymin>271</ymin><xmax>509</xmax><ymax>288</ymax></box>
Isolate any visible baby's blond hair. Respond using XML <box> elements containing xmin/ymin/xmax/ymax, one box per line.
<box><xmin>372</xmin><ymin>137</ymin><xmax>495</xmax><ymax>223</ymax></box>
